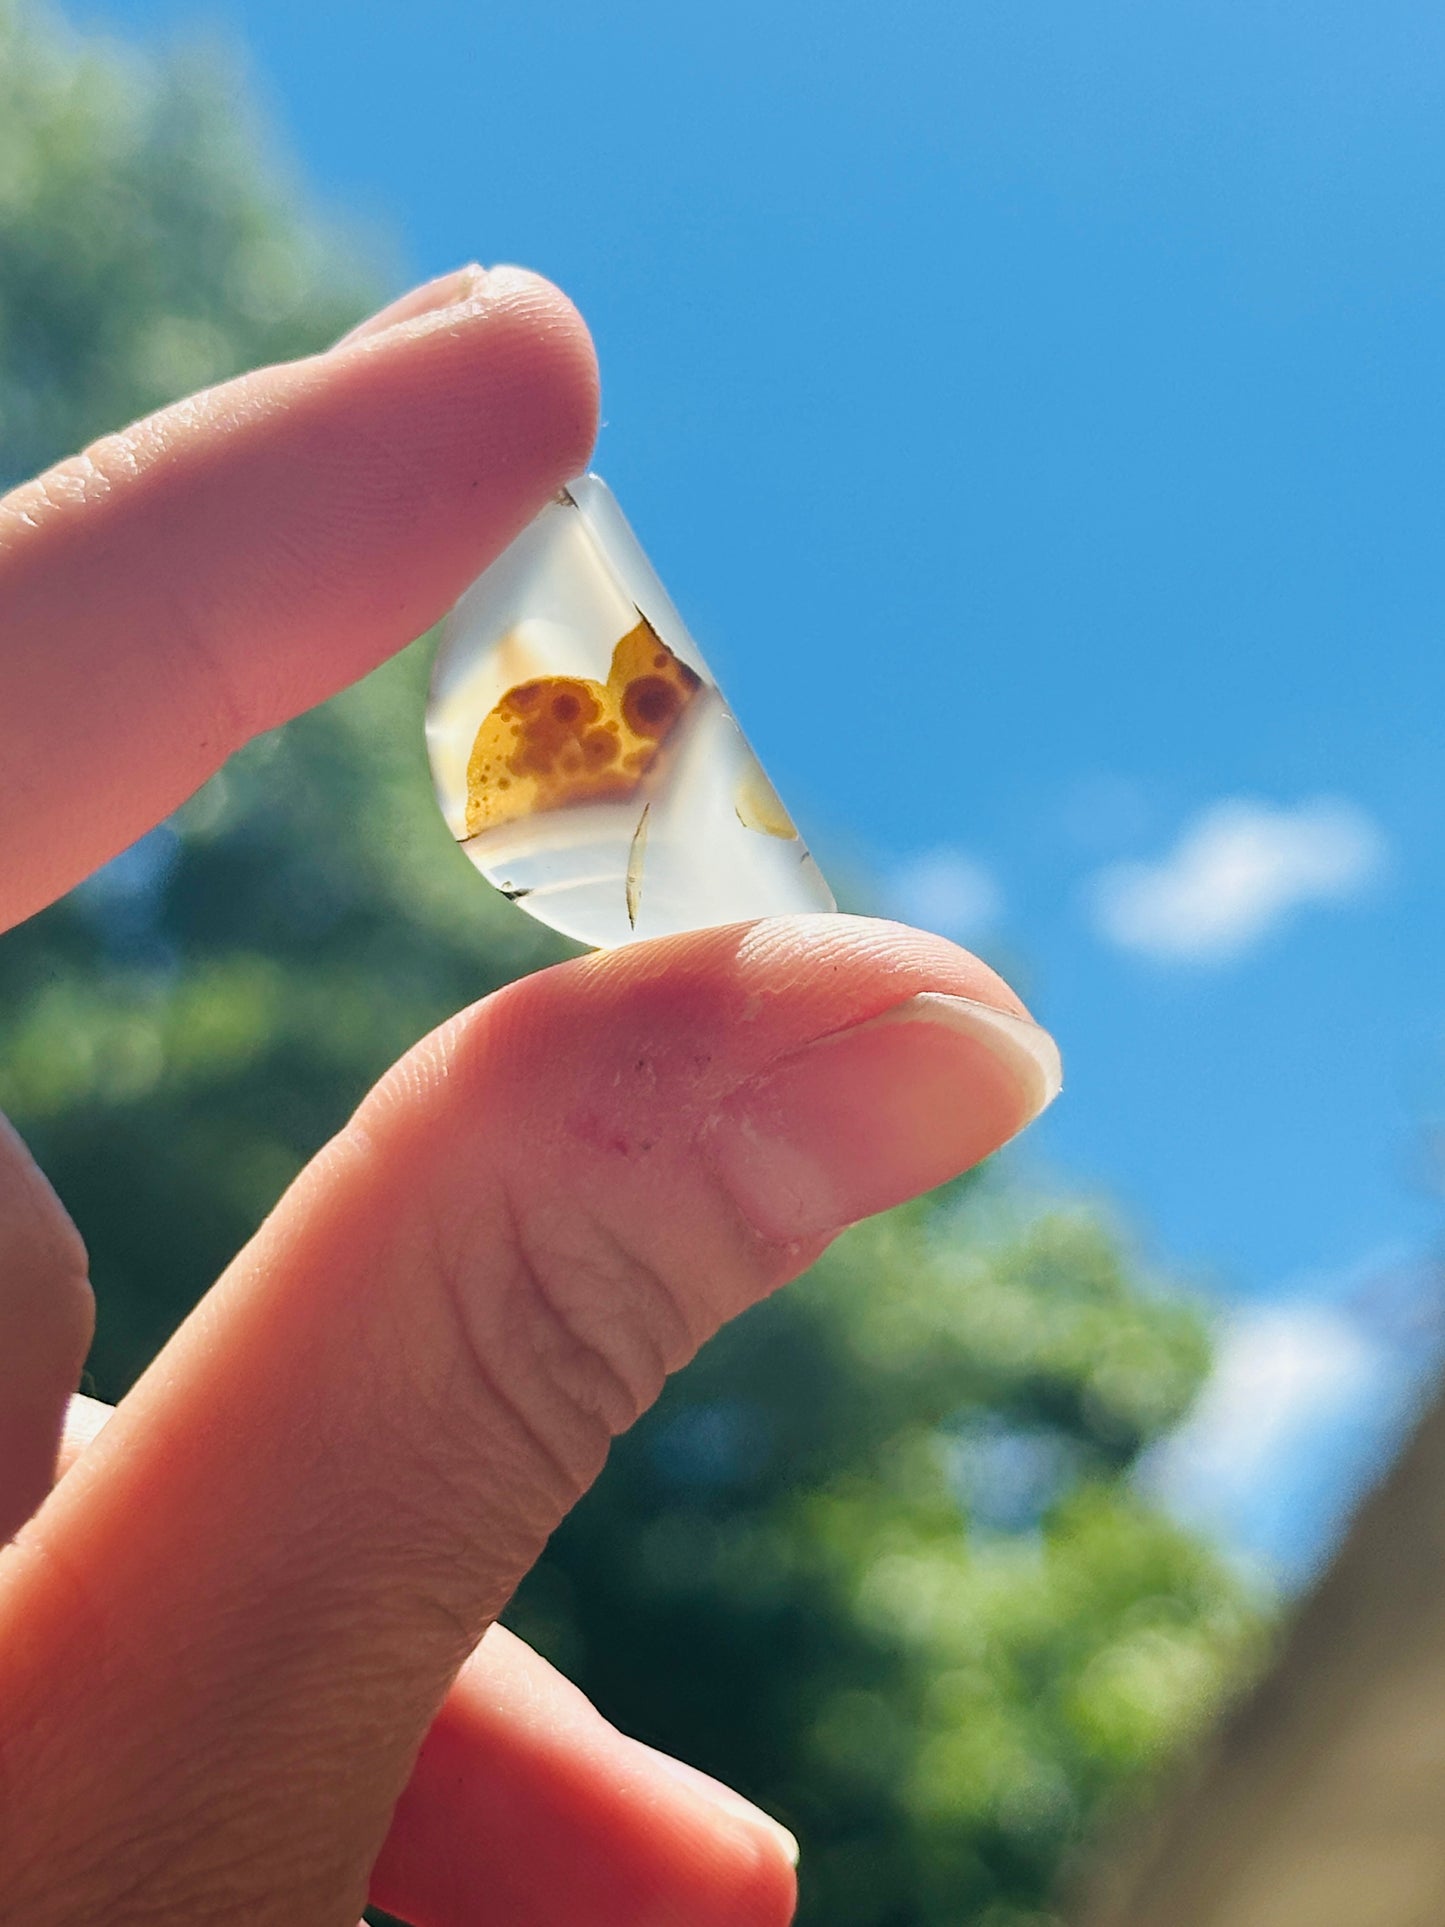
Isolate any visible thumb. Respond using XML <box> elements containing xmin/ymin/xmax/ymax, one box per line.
<box><xmin>0</xmin><ymin>915</ymin><xmax>1059</xmax><ymax>1927</ymax></box>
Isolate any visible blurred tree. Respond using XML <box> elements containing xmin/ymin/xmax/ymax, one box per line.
<box><xmin>0</xmin><ymin>4</ymin><xmax>1267</xmax><ymax>1921</ymax></box>
<box><xmin>525</xmin><ymin>1196</ymin><xmax>1265</xmax><ymax>1926</ymax></box>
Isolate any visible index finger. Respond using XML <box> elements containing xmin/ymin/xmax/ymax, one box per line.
<box><xmin>0</xmin><ymin>265</ymin><xmax>598</xmax><ymax>932</ymax></box>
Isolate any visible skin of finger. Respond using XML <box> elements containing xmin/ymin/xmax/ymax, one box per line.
<box><xmin>0</xmin><ymin>1115</ymin><xmax>92</xmax><ymax>1543</ymax></box>
<box><xmin>371</xmin><ymin>1625</ymin><xmax>796</xmax><ymax>1927</ymax></box>
<box><xmin>0</xmin><ymin>916</ymin><xmax>1028</xmax><ymax>1925</ymax></box>
<box><xmin>0</xmin><ymin>267</ymin><xmax>598</xmax><ymax>932</ymax></box>
<box><xmin>52</xmin><ymin>1403</ymin><xmax>796</xmax><ymax>1925</ymax></box>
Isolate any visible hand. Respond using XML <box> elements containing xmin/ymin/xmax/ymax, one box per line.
<box><xmin>0</xmin><ymin>266</ymin><xmax>1060</xmax><ymax>1927</ymax></box>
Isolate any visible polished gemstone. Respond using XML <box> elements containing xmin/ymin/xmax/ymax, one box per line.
<box><xmin>426</xmin><ymin>474</ymin><xmax>835</xmax><ymax>948</ymax></box>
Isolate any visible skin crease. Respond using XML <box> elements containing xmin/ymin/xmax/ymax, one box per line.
<box><xmin>0</xmin><ymin>269</ymin><xmax>1054</xmax><ymax>1926</ymax></box>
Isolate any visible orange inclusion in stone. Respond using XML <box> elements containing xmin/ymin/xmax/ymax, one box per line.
<box><xmin>464</xmin><ymin>616</ymin><xmax>704</xmax><ymax>839</ymax></box>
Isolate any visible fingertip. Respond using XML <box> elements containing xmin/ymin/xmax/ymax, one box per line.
<box><xmin>333</xmin><ymin>261</ymin><xmax>601</xmax><ymax>492</ymax></box>
<box><xmin>709</xmin><ymin>991</ymin><xmax>1061</xmax><ymax>1240</ymax></box>
<box><xmin>483</xmin><ymin>265</ymin><xmax>602</xmax><ymax>484</ymax></box>
<box><xmin>736</xmin><ymin>1832</ymin><xmax>801</xmax><ymax>1927</ymax></box>
<box><xmin>728</xmin><ymin>913</ymin><xmax>1039</xmax><ymax>1025</ymax></box>
<box><xmin>445</xmin><ymin>265</ymin><xmax>601</xmax><ymax>482</ymax></box>
<box><xmin>371</xmin><ymin>1628</ymin><xmax>800</xmax><ymax>1927</ymax></box>
<box><xmin>634</xmin><ymin>1746</ymin><xmax>800</xmax><ymax>1918</ymax></box>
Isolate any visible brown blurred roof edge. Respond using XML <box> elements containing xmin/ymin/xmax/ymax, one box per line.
<box><xmin>1071</xmin><ymin>1372</ymin><xmax>1445</xmax><ymax>1927</ymax></box>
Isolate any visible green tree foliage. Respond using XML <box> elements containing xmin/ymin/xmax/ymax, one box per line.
<box><xmin>0</xmin><ymin>0</ymin><xmax>371</xmax><ymax>488</ymax></box>
<box><xmin>0</xmin><ymin>5</ymin><xmax>1266</xmax><ymax>1920</ymax></box>
<box><xmin>523</xmin><ymin>1199</ymin><xmax>1262</xmax><ymax>1926</ymax></box>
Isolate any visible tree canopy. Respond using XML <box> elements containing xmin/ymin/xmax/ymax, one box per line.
<box><xmin>0</xmin><ymin>5</ymin><xmax>1265</xmax><ymax>1920</ymax></box>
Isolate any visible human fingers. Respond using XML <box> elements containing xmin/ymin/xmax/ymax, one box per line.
<box><xmin>375</xmin><ymin>1623</ymin><xmax>798</xmax><ymax>1927</ymax></box>
<box><xmin>0</xmin><ymin>1116</ymin><xmax>92</xmax><ymax>1541</ymax></box>
<box><xmin>0</xmin><ymin>916</ymin><xmax>1059</xmax><ymax>1924</ymax></box>
<box><xmin>54</xmin><ymin>1402</ymin><xmax>799</xmax><ymax>1924</ymax></box>
<box><xmin>0</xmin><ymin>263</ymin><xmax>597</xmax><ymax>931</ymax></box>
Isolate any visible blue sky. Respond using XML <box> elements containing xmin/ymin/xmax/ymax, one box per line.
<box><xmin>78</xmin><ymin>0</ymin><xmax>1445</xmax><ymax>1573</ymax></box>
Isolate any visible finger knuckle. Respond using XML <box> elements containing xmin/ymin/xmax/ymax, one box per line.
<box><xmin>509</xmin><ymin>1193</ymin><xmax>695</xmax><ymax>1434</ymax></box>
<box><xmin>435</xmin><ymin>1186</ymin><xmax>700</xmax><ymax>1493</ymax></box>
<box><xmin>0</xmin><ymin>436</ymin><xmax>136</xmax><ymax>549</ymax></box>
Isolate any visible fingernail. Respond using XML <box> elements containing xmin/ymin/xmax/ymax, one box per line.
<box><xmin>709</xmin><ymin>993</ymin><xmax>1062</xmax><ymax>1241</ymax></box>
<box><xmin>640</xmin><ymin>1746</ymin><xmax>801</xmax><ymax>1865</ymax></box>
<box><xmin>332</xmin><ymin>263</ymin><xmax>487</xmax><ymax>348</ymax></box>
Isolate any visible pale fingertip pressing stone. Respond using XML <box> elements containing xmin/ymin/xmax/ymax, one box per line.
<box><xmin>427</xmin><ymin>474</ymin><xmax>836</xmax><ymax>949</ymax></box>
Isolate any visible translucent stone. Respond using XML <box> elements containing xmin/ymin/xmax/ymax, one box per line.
<box><xmin>427</xmin><ymin>474</ymin><xmax>836</xmax><ymax>949</ymax></box>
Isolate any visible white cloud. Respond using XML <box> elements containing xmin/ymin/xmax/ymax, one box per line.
<box><xmin>1150</xmin><ymin>1303</ymin><xmax>1381</xmax><ymax>1498</ymax></box>
<box><xmin>1143</xmin><ymin>1263</ymin><xmax>1445</xmax><ymax>1582</ymax></box>
<box><xmin>1086</xmin><ymin>796</ymin><xmax>1387</xmax><ymax>962</ymax></box>
<box><xmin>1141</xmin><ymin>1301</ymin><xmax>1391</xmax><ymax>1579</ymax></box>
<box><xmin>888</xmin><ymin>848</ymin><xmax>1003</xmax><ymax>943</ymax></box>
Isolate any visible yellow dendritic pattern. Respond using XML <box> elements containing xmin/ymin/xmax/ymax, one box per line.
<box><xmin>464</xmin><ymin>615</ymin><xmax>703</xmax><ymax>838</ymax></box>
